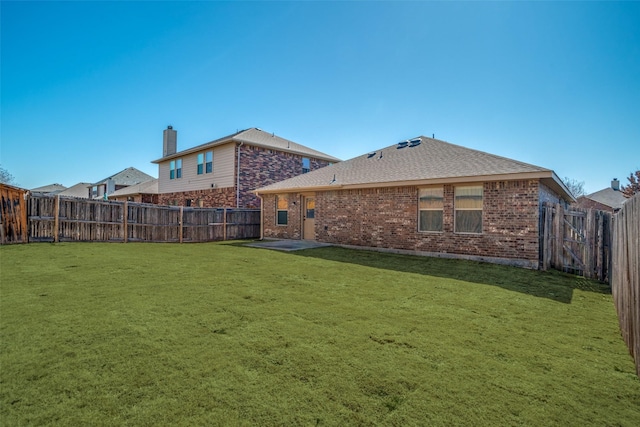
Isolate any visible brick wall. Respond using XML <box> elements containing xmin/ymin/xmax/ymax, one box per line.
<box><xmin>238</xmin><ymin>145</ymin><xmax>331</xmax><ymax>209</ymax></box>
<box><xmin>158</xmin><ymin>145</ymin><xmax>332</xmax><ymax>208</ymax></box>
<box><xmin>158</xmin><ymin>187</ymin><xmax>236</xmax><ymax>207</ymax></box>
<box><xmin>263</xmin><ymin>180</ymin><xmax>546</xmax><ymax>265</ymax></box>
<box><xmin>575</xmin><ymin>197</ymin><xmax>616</xmax><ymax>213</ymax></box>
<box><xmin>262</xmin><ymin>193</ymin><xmax>302</xmax><ymax>240</ymax></box>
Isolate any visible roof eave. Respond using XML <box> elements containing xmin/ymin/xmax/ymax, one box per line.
<box><xmin>255</xmin><ymin>171</ymin><xmax>576</xmax><ymax>199</ymax></box>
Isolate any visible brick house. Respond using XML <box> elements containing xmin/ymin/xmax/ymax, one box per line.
<box><xmin>575</xmin><ymin>179</ymin><xmax>627</xmax><ymax>213</ymax></box>
<box><xmin>109</xmin><ymin>179</ymin><xmax>159</xmax><ymax>204</ymax></box>
<box><xmin>88</xmin><ymin>167</ymin><xmax>155</xmax><ymax>200</ymax></box>
<box><xmin>255</xmin><ymin>136</ymin><xmax>574</xmax><ymax>268</ymax></box>
<box><xmin>152</xmin><ymin>127</ymin><xmax>340</xmax><ymax>208</ymax></box>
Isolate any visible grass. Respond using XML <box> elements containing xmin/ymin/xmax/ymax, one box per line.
<box><xmin>1</xmin><ymin>241</ymin><xmax>639</xmax><ymax>426</ymax></box>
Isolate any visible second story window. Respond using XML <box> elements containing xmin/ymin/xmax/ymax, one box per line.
<box><xmin>170</xmin><ymin>159</ymin><xmax>182</xmax><ymax>179</ymax></box>
<box><xmin>206</xmin><ymin>151</ymin><xmax>213</xmax><ymax>173</ymax></box>
<box><xmin>197</xmin><ymin>154</ymin><xmax>204</xmax><ymax>175</ymax></box>
<box><xmin>302</xmin><ymin>157</ymin><xmax>310</xmax><ymax>174</ymax></box>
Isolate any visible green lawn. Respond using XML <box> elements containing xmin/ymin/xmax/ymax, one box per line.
<box><xmin>1</xmin><ymin>242</ymin><xmax>639</xmax><ymax>426</ymax></box>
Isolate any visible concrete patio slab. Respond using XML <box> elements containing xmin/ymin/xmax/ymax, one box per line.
<box><xmin>245</xmin><ymin>239</ymin><xmax>332</xmax><ymax>252</ymax></box>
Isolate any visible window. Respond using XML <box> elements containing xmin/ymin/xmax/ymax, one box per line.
<box><xmin>276</xmin><ymin>195</ymin><xmax>288</xmax><ymax>225</ymax></box>
<box><xmin>197</xmin><ymin>154</ymin><xmax>204</xmax><ymax>175</ymax></box>
<box><xmin>418</xmin><ymin>187</ymin><xmax>443</xmax><ymax>232</ymax></box>
<box><xmin>302</xmin><ymin>157</ymin><xmax>310</xmax><ymax>173</ymax></box>
<box><xmin>205</xmin><ymin>151</ymin><xmax>213</xmax><ymax>173</ymax></box>
<box><xmin>455</xmin><ymin>185</ymin><xmax>483</xmax><ymax>233</ymax></box>
<box><xmin>170</xmin><ymin>159</ymin><xmax>182</xmax><ymax>179</ymax></box>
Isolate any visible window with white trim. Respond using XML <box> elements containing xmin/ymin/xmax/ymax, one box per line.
<box><xmin>205</xmin><ymin>151</ymin><xmax>213</xmax><ymax>173</ymax></box>
<box><xmin>197</xmin><ymin>153</ymin><xmax>204</xmax><ymax>175</ymax></box>
<box><xmin>418</xmin><ymin>187</ymin><xmax>443</xmax><ymax>232</ymax></box>
<box><xmin>276</xmin><ymin>195</ymin><xmax>288</xmax><ymax>225</ymax></box>
<box><xmin>455</xmin><ymin>185</ymin><xmax>483</xmax><ymax>233</ymax></box>
<box><xmin>169</xmin><ymin>159</ymin><xmax>182</xmax><ymax>179</ymax></box>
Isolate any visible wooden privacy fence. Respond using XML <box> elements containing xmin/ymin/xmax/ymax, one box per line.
<box><xmin>611</xmin><ymin>194</ymin><xmax>640</xmax><ymax>376</ymax></box>
<box><xmin>0</xmin><ymin>184</ymin><xmax>28</xmax><ymax>244</ymax></box>
<box><xmin>540</xmin><ymin>202</ymin><xmax>612</xmax><ymax>282</ymax></box>
<box><xmin>27</xmin><ymin>195</ymin><xmax>260</xmax><ymax>243</ymax></box>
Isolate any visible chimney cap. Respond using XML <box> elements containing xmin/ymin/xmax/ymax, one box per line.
<box><xmin>167</xmin><ymin>125</ymin><xmax>173</xmax><ymax>130</ymax></box>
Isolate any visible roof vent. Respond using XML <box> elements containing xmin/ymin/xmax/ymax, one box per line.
<box><xmin>409</xmin><ymin>138</ymin><xmax>421</xmax><ymax>147</ymax></box>
<box><xmin>397</xmin><ymin>141</ymin><xmax>409</xmax><ymax>149</ymax></box>
<box><xmin>367</xmin><ymin>152</ymin><xmax>376</xmax><ymax>158</ymax></box>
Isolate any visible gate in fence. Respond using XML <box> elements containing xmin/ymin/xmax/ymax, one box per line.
<box><xmin>540</xmin><ymin>202</ymin><xmax>612</xmax><ymax>282</ymax></box>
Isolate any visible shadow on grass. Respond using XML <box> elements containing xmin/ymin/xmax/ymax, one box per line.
<box><xmin>278</xmin><ymin>246</ymin><xmax>610</xmax><ymax>304</ymax></box>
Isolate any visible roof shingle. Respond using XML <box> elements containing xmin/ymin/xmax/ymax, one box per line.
<box><xmin>255</xmin><ymin>136</ymin><xmax>572</xmax><ymax>201</ymax></box>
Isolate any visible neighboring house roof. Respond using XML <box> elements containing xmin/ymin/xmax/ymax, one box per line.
<box><xmin>31</xmin><ymin>183</ymin><xmax>67</xmax><ymax>194</ymax></box>
<box><xmin>151</xmin><ymin>127</ymin><xmax>341</xmax><ymax>164</ymax></box>
<box><xmin>579</xmin><ymin>187</ymin><xmax>627</xmax><ymax>211</ymax></box>
<box><xmin>109</xmin><ymin>179</ymin><xmax>158</xmax><ymax>197</ymax></box>
<box><xmin>255</xmin><ymin>136</ymin><xmax>574</xmax><ymax>202</ymax></box>
<box><xmin>58</xmin><ymin>182</ymin><xmax>92</xmax><ymax>198</ymax></box>
<box><xmin>91</xmin><ymin>167</ymin><xmax>155</xmax><ymax>187</ymax></box>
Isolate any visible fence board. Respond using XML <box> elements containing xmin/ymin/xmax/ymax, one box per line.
<box><xmin>540</xmin><ymin>202</ymin><xmax>612</xmax><ymax>281</ymax></box>
<box><xmin>25</xmin><ymin>195</ymin><xmax>260</xmax><ymax>244</ymax></box>
<box><xmin>0</xmin><ymin>184</ymin><xmax>28</xmax><ymax>244</ymax></box>
<box><xmin>611</xmin><ymin>193</ymin><xmax>640</xmax><ymax>377</ymax></box>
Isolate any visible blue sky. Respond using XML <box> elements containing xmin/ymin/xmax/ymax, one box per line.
<box><xmin>2</xmin><ymin>1</ymin><xmax>639</xmax><ymax>194</ymax></box>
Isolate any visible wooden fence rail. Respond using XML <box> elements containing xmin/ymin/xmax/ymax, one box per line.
<box><xmin>27</xmin><ymin>195</ymin><xmax>260</xmax><ymax>243</ymax></box>
<box><xmin>611</xmin><ymin>194</ymin><xmax>640</xmax><ymax>376</ymax></box>
<box><xmin>540</xmin><ymin>202</ymin><xmax>612</xmax><ymax>282</ymax></box>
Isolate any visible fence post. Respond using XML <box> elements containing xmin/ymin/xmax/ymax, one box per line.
<box><xmin>53</xmin><ymin>195</ymin><xmax>60</xmax><ymax>243</ymax></box>
<box><xmin>223</xmin><ymin>208</ymin><xmax>227</xmax><ymax>241</ymax></box>
<box><xmin>123</xmin><ymin>201</ymin><xmax>128</xmax><ymax>243</ymax></box>
<box><xmin>179</xmin><ymin>206</ymin><xmax>184</xmax><ymax>244</ymax></box>
<box><xmin>585</xmin><ymin>209</ymin><xmax>595</xmax><ymax>279</ymax></box>
<box><xmin>553</xmin><ymin>203</ymin><xmax>563</xmax><ymax>269</ymax></box>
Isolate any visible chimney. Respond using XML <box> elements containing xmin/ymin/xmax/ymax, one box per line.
<box><xmin>611</xmin><ymin>178</ymin><xmax>620</xmax><ymax>191</ymax></box>
<box><xmin>163</xmin><ymin>125</ymin><xmax>177</xmax><ymax>157</ymax></box>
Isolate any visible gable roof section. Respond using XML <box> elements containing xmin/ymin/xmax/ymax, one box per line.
<box><xmin>151</xmin><ymin>128</ymin><xmax>340</xmax><ymax>164</ymax></box>
<box><xmin>92</xmin><ymin>167</ymin><xmax>155</xmax><ymax>187</ymax></box>
<box><xmin>255</xmin><ymin>136</ymin><xmax>574</xmax><ymax>202</ymax></box>
<box><xmin>109</xmin><ymin>179</ymin><xmax>159</xmax><ymax>197</ymax></box>
<box><xmin>31</xmin><ymin>183</ymin><xmax>67</xmax><ymax>193</ymax></box>
<box><xmin>580</xmin><ymin>187</ymin><xmax>627</xmax><ymax>210</ymax></box>
<box><xmin>58</xmin><ymin>182</ymin><xmax>92</xmax><ymax>198</ymax></box>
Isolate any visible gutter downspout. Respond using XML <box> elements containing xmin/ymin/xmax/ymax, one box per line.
<box><xmin>257</xmin><ymin>194</ymin><xmax>264</xmax><ymax>240</ymax></box>
<box><xmin>236</xmin><ymin>141</ymin><xmax>243</xmax><ymax>208</ymax></box>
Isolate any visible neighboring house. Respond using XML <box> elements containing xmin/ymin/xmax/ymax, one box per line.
<box><xmin>151</xmin><ymin>126</ymin><xmax>340</xmax><ymax>208</ymax></box>
<box><xmin>30</xmin><ymin>183</ymin><xmax>67</xmax><ymax>196</ymax></box>
<box><xmin>58</xmin><ymin>182</ymin><xmax>93</xmax><ymax>198</ymax></box>
<box><xmin>575</xmin><ymin>179</ymin><xmax>627</xmax><ymax>213</ymax></box>
<box><xmin>255</xmin><ymin>136</ymin><xmax>575</xmax><ymax>268</ymax></box>
<box><xmin>109</xmin><ymin>179</ymin><xmax>159</xmax><ymax>203</ymax></box>
<box><xmin>88</xmin><ymin>167</ymin><xmax>155</xmax><ymax>199</ymax></box>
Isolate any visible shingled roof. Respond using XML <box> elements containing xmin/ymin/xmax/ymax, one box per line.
<box><xmin>152</xmin><ymin>128</ymin><xmax>340</xmax><ymax>164</ymax></box>
<box><xmin>255</xmin><ymin>136</ymin><xmax>574</xmax><ymax>202</ymax></box>
<box><xmin>580</xmin><ymin>187</ymin><xmax>627</xmax><ymax>211</ymax></box>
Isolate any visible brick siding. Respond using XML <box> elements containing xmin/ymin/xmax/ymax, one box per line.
<box><xmin>158</xmin><ymin>187</ymin><xmax>236</xmax><ymax>207</ymax></box>
<box><xmin>159</xmin><ymin>144</ymin><xmax>332</xmax><ymax>208</ymax></box>
<box><xmin>263</xmin><ymin>180</ymin><xmax>545</xmax><ymax>265</ymax></box>
<box><xmin>238</xmin><ymin>145</ymin><xmax>331</xmax><ymax>209</ymax></box>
